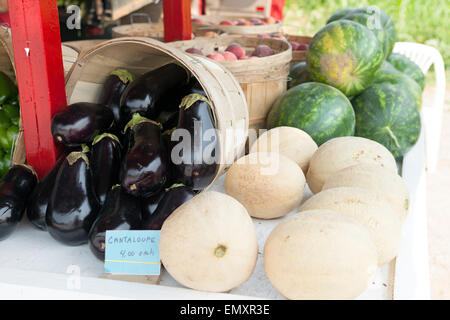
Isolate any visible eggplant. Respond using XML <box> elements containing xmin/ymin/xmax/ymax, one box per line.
<box><xmin>120</xmin><ymin>63</ymin><xmax>190</xmax><ymax>124</ymax></box>
<box><xmin>46</xmin><ymin>151</ymin><xmax>101</xmax><ymax>246</ymax></box>
<box><xmin>141</xmin><ymin>184</ymin><xmax>194</xmax><ymax>230</ymax></box>
<box><xmin>51</xmin><ymin>103</ymin><xmax>114</xmax><ymax>147</ymax></box>
<box><xmin>120</xmin><ymin>114</ymin><xmax>169</xmax><ymax>197</ymax></box>
<box><xmin>27</xmin><ymin>153</ymin><xmax>67</xmax><ymax>231</ymax></box>
<box><xmin>170</xmin><ymin>93</ymin><xmax>219</xmax><ymax>190</ymax></box>
<box><xmin>90</xmin><ymin>133</ymin><xmax>122</xmax><ymax>205</ymax></box>
<box><xmin>140</xmin><ymin>190</ymin><xmax>164</xmax><ymax>221</ymax></box>
<box><xmin>156</xmin><ymin>110</ymin><xmax>179</xmax><ymax>132</ymax></box>
<box><xmin>88</xmin><ymin>185</ymin><xmax>142</xmax><ymax>260</ymax></box>
<box><xmin>99</xmin><ymin>69</ymin><xmax>134</xmax><ymax>130</ymax></box>
<box><xmin>0</xmin><ymin>165</ymin><xmax>38</xmax><ymax>240</ymax></box>
<box><xmin>186</xmin><ymin>78</ymin><xmax>206</xmax><ymax>96</ymax></box>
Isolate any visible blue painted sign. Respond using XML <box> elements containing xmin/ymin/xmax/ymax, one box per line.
<box><xmin>104</xmin><ymin>230</ymin><xmax>161</xmax><ymax>275</ymax></box>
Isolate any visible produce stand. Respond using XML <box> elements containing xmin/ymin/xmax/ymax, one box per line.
<box><xmin>0</xmin><ymin>125</ymin><xmax>430</xmax><ymax>299</ymax></box>
<box><xmin>0</xmin><ymin>0</ymin><xmax>432</xmax><ymax>300</ymax></box>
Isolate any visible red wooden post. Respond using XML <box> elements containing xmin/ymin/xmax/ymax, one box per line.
<box><xmin>8</xmin><ymin>0</ymin><xmax>67</xmax><ymax>179</ymax></box>
<box><xmin>271</xmin><ymin>0</ymin><xmax>285</xmax><ymax>21</ymax></box>
<box><xmin>163</xmin><ymin>0</ymin><xmax>192</xmax><ymax>42</ymax></box>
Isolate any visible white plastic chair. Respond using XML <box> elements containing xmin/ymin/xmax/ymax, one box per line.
<box><xmin>393</xmin><ymin>42</ymin><xmax>446</xmax><ymax>173</ymax></box>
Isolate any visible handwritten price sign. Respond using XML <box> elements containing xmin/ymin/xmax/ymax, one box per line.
<box><xmin>104</xmin><ymin>230</ymin><xmax>161</xmax><ymax>275</ymax></box>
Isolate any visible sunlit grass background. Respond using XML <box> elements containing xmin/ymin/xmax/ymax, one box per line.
<box><xmin>283</xmin><ymin>0</ymin><xmax>449</xmax><ymax>73</ymax></box>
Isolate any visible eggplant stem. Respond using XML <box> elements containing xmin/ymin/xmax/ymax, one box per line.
<box><xmin>123</xmin><ymin>113</ymin><xmax>162</xmax><ymax>134</ymax></box>
<box><xmin>162</xmin><ymin>127</ymin><xmax>176</xmax><ymax>136</ymax></box>
<box><xmin>110</xmin><ymin>69</ymin><xmax>134</xmax><ymax>84</ymax></box>
<box><xmin>92</xmin><ymin>133</ymin><xmax>121</xmax><ymax>146</ymax></box>
<box><xmin>66</xmin><ymin>151</ymin><xmax>90</xmax><ymax>168</ymax></box>
<box><xmin>179</xmin><ymin>93</ymin><xmax>211</xmax><ymax>110</ymax></box>
<box><xmin>167</xmin><ymin>183</ymin><xmax>185</xmax><ymax>190</ymax></box>
<box><xmin>81</xmin><ymin>144</ymin><xmax>90</xmax><ymax>153</ymax></box>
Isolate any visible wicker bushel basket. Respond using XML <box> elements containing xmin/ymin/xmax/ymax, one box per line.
<box><xmin>285</xmin><ymin>34</ymin><xmax>312</xmax><ymax>66</ymax></box>
<box><xmin>170</xmin><ymin>35</ymin><xmax>292</xmax><ymax>131</ymax></box>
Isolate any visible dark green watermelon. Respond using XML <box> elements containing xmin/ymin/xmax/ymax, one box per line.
<box><xmin>374</xmin><ymin>63</ymin><xmax>422</xmax><ymax>108</ymax></box>
<box><xmin>306</xmin><ymin>20</ymin><xmax>384</xmax><ymax>97</ymax></box>
<box><xmin>288</xmin><ymin>62</ymin><xmax>311</xmax><ymax>89</ymax></box>
<box><xmin>327</xmin><ymin>6</ymin><xmax>396</xmax><ymax>59</ymax></box>
<box><xmin>327</xmin><ymin>7</ymin><xmax>357</xmax><ymax>23</ymax></box>
<box><xmin>387</xmin><ymin>53</ymin><xmax>425</xmax><ymax>90</ymax></box>
<box><xmin>267</xmin><ymin>82</ymin><xmax>355</xmax><ymax>146</ymax></box>
<box><xmin>352</xmin><ymin>82</ymin><xmax>421</xmax><ymax>158</ymax></box>
<box><xmin>379</xmin><ymin>61</ymin><xmax>401</xmax><ymax>74</ymax></box>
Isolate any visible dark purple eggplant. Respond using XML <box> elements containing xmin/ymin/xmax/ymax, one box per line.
<box><xmin>119</xmin><ymin>63</ymin><xmax>190</xmax><ymax>124</ymax></box>
<box><xmin>51</xmin><ymin>103</ymin><xmax>114</xmax><ymax>147</ymax></box>
<box><xmin>140</xmin><ymin>190</ymin><xmax>164</xmax><ymax>221</ymax></box>
<box><xmin>186</xmin><ymin>78</ymin><xmax>206</xmax><ymax>96</ymax></box>
<box><xmin>46</xmin><ymin>151</ymin><xmax>101</xmax><ymax>246</ymax></box>
<box><xmin>99</xmin><ymin>69</ymin><xmax>134</xmax><ymax>129</ymax></box>
<box><xmin>141</xmin><ymin>184</ymin><xmax>194</xmax><ymax>230</ymax></box>
<box><xmin>170</xmin><ymin>93</ymin><xmax>219</xmax><ymax>190</ymax></box>
<box><xmin>88</xmin><ymin>185</ymin><xmax>142</xmax><ymax>260</ymax></box>
<box><xmin>120</xmin><ymin>114</ymin><xmax>169</xmax><ymax>197</ymax></box>
<box><xmin>90</xmin><ymin>133</ymin><xmax>122</xmax><ymax>205</ymax></box>
<box><xmin>0</xmin><ymin>165</ymin><xmax>38</xmax><ymax>240</ymax></box>
<box><xmin>27</xmin><ymin>153</ymin><xmax>68</xmax><ymax>231</ymax></box>
<box><xmin>156</xmin><ymin>110</ymin><xmax>179</xmax><ymax>132</ymax></box>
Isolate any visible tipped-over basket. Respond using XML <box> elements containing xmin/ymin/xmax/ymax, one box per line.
<box><xmin>65</xmin><ymin>37</ymin><xmax>249</xmax><ymax>185</ymax></box>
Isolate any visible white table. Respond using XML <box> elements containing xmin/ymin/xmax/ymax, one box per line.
<box><xmin>0</xmin><ymin>121</ymin><xmax>430</xmax><ymax>300</ymax></box>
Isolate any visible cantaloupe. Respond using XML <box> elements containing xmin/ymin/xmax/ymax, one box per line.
<box><xmin>322</xmin><ymin>163</ymin><xmax>409</xmax><ymax>222</ymax></box>
<box><xmin>306</xmin><ymin>136</ymin><xmax>398</xmax><ymax>194</ymax></box>
<box><xmin>249</xmin><ymin>126</ymin><xmax>318</xmax><ymax>174</ymax></box>
<box><xmin>298</xmin><ymin>187</ymin><xmax>402</xmax><ymax>266</ymax></box>
<box><xmin>159</xmin><ymin>191</ymin><xmax>258</xmax><ymax>293</ymax></box>
<box><xmin>225</xmin><ymin>152</ymin><xmax>306</xmax><ymax>219</ymax></box>
<box><xmin>264</xmin><ymin>210</ymin><xmax>378</xmax><ymax>300</ymax></box>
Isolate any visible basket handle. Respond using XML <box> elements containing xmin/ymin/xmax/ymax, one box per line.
<box><xmin>130</xmin><ymin>13</ymin><xmax>152</xmax><ymax>25</ymax></box>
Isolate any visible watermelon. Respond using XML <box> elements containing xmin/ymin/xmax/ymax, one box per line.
<box><xmin>352</xmin><ymin>82</ymin><xmax>421</xmax><ymax>158</ymax></box>
<box><xmin>387</xmin><ymin>53</ymin><xmax>425</xmax><ymax>90</ymax></box>
<box><xmin>374</xmin><ymin>62</ymin><xmax>423</xmax><ymax>108</ymax></box>
<box><xmin>379</xmin><ymin>60</ymin><xmax>401</xmax><ymax>74</ymax></box>
<box><xmin>327</xmin><ymin>7</ymin><xmax>357</xmax><ymax>23</ymax></box>
<box><xmin>288</xmin><ymin>61</ymin><xmax>311</xmax><ymax>89</ymax></box>
<box><xmin>327</xmin><ymin>6</ymin><xmax>396</xmax><ymax>59</ymax></box>
<box><xmin>266</xmin><ymin>82</ymin><xmax>355</xmax><ymax>146</ymax></box>
<box><xmin>306</xmin><ymin>20</ymin><xmax>384</xmax><ymax>97</ymax></box>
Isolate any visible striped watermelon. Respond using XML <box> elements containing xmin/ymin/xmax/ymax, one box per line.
<box><xmin>387</xmin><ymin>53</ymin><xmax>425</xmax><ymax>90</ymax></box>
<box><xmin>266</xmin><ymin>82</ymin><xmax>355</xmax><ymax>146</ymax></box>
<box><xmin>374</xmin><ymin>62</ymin><xmax>422</xmax><ymax>108</ymax></box>
<box><xmin>306</xmin><ymin>20</ymin><xmax>384</xmax><ymax>97</ymax></box>
<box><xmin>288</xmin><ymin>62</ymin><xmax>312</xmax><ymax>89</ymax></box>
<box><xmin>352</xmin><ymin>82</ymin><xmax>421</xmax><ymax>158</ymax></box>
<box><xmin>327</xmin><ymin>7</ymin><xmax>357</xmax><ymax>23</ymax></box>
<box><xmin>328</xmin><ymin>6</ymin><xmax>396</xmax><ymax>59</ymax></box>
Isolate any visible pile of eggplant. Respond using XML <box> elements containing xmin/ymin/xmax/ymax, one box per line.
<box><xmin>0</xmin><ymin>63</ymin><xmax>220</xmax><ymax>262</ymax></box>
